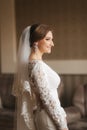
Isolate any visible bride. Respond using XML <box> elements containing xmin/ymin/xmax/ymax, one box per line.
<box><xmin>12</xmin><ymin>23</ymin><xmax>69</xmax><ymax>130</ymax></box>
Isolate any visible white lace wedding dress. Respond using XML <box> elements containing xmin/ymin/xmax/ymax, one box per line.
<box><xmin>28</xmin><ymin>60</ymin><xmax>67</xmax><ymax>130</ymax></box>
<box><xmin>15</xmin><ymin>60</ymin><xmax>68</xmax><ymax>130</ymax></box>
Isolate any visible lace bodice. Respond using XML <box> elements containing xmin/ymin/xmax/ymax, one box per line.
<box><xmin>28</xmin><ymin>60</ymin><xmax>68</xmax><ymax>129</ymax></box>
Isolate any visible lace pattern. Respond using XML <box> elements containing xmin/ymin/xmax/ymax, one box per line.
<box><xmin>21</xmin><ymin>91</ymin><xmax>35</xmax><ymax>130</ymax></box>
<box><xmin>29</xmin><ymin>61</ymin><xmax>68</xmax><ymax>129</ymax></box>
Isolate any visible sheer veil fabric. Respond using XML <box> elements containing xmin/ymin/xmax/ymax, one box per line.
<box><xmin>12</xmin><ymin>26</ymin><xmax>36</xmax><ymax>130</ymax></box>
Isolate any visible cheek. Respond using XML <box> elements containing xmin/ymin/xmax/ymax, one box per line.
<box><xmin>42</xmin><ymin>44</ymin><xmax>49</xmax><ymax>51</ymax></box>
<box><xmin>38</xmin><ymin>41</ymin><xmax>51</xmax><ymax>52</ymax></box>
<box><xmin>38</xmin><ymin>43</ymin><xmax>46</xmax><ymax>50</ymax></box>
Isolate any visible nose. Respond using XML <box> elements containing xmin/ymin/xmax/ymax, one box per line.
<box><xmin>51</xmin><ymin>40</ymin><xmax>54</xmax><ymax>47</ymax></box>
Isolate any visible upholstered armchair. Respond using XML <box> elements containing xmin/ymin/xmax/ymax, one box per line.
<box><xmin>65</xmin><ymin>84</ymin><xmax>87</xmax><ymax>130</ymax></box>
<box><xmin>0</xmin><ymin>74</ymin><xmax>15</xmax><ymax>130</ymax></box>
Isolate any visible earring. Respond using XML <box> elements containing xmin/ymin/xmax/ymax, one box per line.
<box><xmin>34</xmin><ymin>43</ymin><xmax>38</xmax><ymax>52</ymax></box>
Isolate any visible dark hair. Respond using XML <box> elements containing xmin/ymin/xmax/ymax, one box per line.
<box><xmin>29</xmin><ymin>23</ymin><xmax>52</xmax><ymax>47</ymax></box>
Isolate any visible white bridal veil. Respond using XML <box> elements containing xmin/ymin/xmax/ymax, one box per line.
<box><xmin>12</xmin><ymin>26</ymin><xmax>35</xmax><ymax>130</ymax></box>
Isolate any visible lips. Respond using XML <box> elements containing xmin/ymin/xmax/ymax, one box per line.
<box><xmin>47</xmin><ymin>46</ymin><xmax>51</xmax><ymax>49</ymax></box>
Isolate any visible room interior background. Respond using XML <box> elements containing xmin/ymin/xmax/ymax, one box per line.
<box><xmin>0</xmin><ymin>0</ymin><xmax>87</xmax><ymax>105</ymax></box>
<box><xmin>0</xmin><ymin>1</ymin><xmax>87</xmax><ymax>130</ymax></box>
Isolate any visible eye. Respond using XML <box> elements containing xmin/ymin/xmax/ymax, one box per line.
<box><xmin>45</xmin><ymin>36</ymin><xmax>53</xmax><ymax>41</ymax></box>
<box><xmin>45</xmin><ymin>38</ymin><xmax>50</xmax><ymax>40</ymax></box>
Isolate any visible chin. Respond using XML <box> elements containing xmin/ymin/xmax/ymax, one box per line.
<box><xmin>44</xmin><ymin>49</ymin><xmax>51</xmax><ymax>54</ymax></box>
<box><xmin>46</xmin><ymin>50</ymin><xmax>51</xmax><ymax>54</ymax></box>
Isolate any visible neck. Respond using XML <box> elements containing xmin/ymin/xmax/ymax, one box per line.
<box><xmin>29</xmin><ymin>49</ymin><xmax>43</xmax><ymax>60</ymax></box>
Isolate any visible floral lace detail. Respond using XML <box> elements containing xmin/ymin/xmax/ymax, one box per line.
<box><xmin>22</xmin><ymin>80</ymin><xmax>31</xmax><ymax>95</ymax></box>
<box><xmin>21</xmin><ymin>94</ymin><xmax>34</xmax><ymax>130</ymax></box>
<box><xmin>29</xmin><ymin>61</ymin><xmax>68</xmax><ymax>129</ymax></box>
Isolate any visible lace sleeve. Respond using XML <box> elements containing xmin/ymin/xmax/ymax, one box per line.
<box><xmin>32</xmin><ymin>62</ymin><xmax>68</xmax><ymax>130</ymax></box>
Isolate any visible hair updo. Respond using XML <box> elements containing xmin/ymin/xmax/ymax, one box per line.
<box><xmin>29</xmin><ymin>23</ymin><xmax>52</xmax><ymax>47</ymax></box>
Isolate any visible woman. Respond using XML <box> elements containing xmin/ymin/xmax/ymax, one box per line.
<box><xmin>12</xmin><ymin>24</ymin><xmax>69</xmax><ymax>130</ymax></box>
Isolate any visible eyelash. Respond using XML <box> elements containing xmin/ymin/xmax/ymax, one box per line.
<box><xmin>45</xmin><ymin>38</ymin><xmax>53</xmax><ymax>41</ymax></box>
<box><xmin>46</xmin><ymin>38</ymin><xmax>50</xmax><ymax>40</ymax></box>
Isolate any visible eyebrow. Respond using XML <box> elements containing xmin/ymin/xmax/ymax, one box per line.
<box><xmin>45</xmin><ymin>36</ymin><xmax>53</xmax><ymax>38</ymax></box>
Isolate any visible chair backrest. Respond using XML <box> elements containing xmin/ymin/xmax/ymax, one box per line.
<box><xmin>0</xmin><ymin>74</ymin><xmax>15</xmax><ymax>110</ymax></box>
<box><xmin>73</xmin><ymin>84</ymin><xmax>85</xmax><ymax>117</ymax></box>
<box><xmin>84</xmin><ymin>84</ymin><xmax>87</xmax><ymax>117</ymax></box>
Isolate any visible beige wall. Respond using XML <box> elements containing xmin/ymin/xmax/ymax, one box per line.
<box><xmin>0</xmin><ymin>0</ymin><xmax>17</xmax><ymax>73</ymax></box>
<box><xmin>15</xmin><ymin>0</ymin><xmax>87</xmax><ymax>60</ymax></box>
<box><xmin>0</xmin><ymin>0</ymin><xmax>87</xmax><ymax>73</ymax></box>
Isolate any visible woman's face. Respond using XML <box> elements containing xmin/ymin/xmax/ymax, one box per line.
<box><xmin>37</xmin><ymin>31</ymin><xmax>54</xmax><ymax>54</ymax></box>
